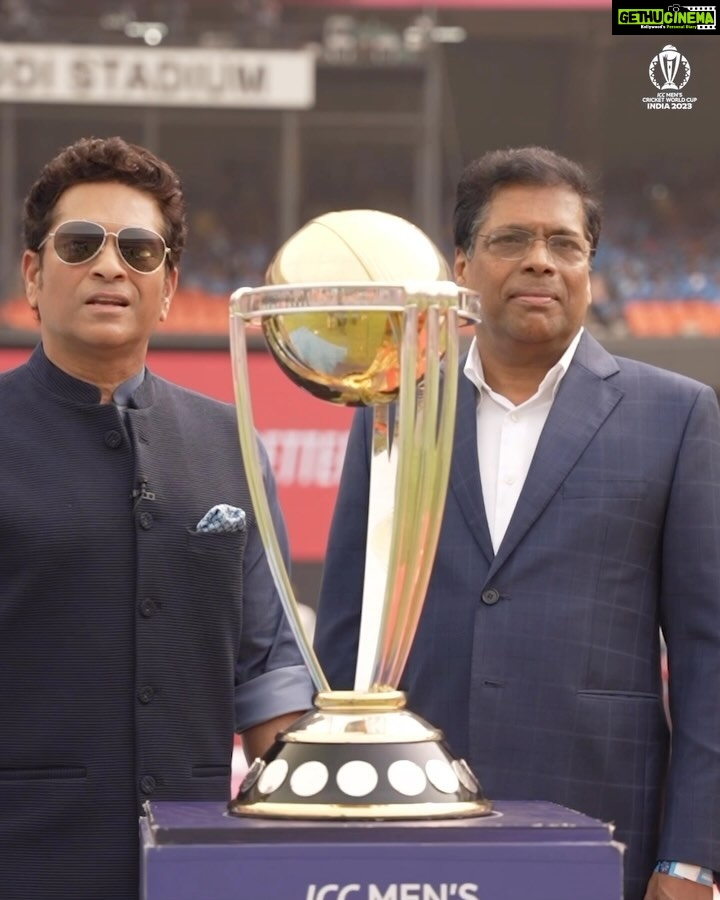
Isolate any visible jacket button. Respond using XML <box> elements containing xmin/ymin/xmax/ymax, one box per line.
<box><xmin>138</xmin><ymin>685</ymin><xmax>155</xmax><ymax>704</ymax></box>
<box><xmin>104</xmin><ymin>430</ymin><xmax>122</xmax><ymax>448</ymax></box>
<box><xmin>139</xmin><ymin>511</ymin><xmax>154</xmax><ymax>530</ymax></box>
<box><xmin>139</xmin><ymin>598</ymin><xmax>157</xmax><ymax>618</ymax></box>
<box><xmin>140</xmin><ymin>775</ymin><xmax>157</xmax><ymax>795</ymax></box>
<box><xmin>481</xmin><ymin>588</ymin><xmax>500</xmax><ymax>605</ymax></box>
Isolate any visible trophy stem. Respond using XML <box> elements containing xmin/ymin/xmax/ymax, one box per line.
<box><xmin>388</xmin><ymin>305</ymin><xmax>459</xmax><ymax>682</ymax></box>
<box><xmin>355</xmin><ymin>299</ymin><xmax>460</xmax><ymax>692</ymax></box>
<box><xmin>354</xmin><ymin>403</ymin><xmax>398</xmax><ymax>692</ymax></box>
<box><xmin>374</xmin><ymin>303</ymin><xmax>424</xmax><ymax>687</ymax></box>
<box><xmin>230</xmin><ymin>314</ymin><xmax>330</xmax><ymax>693</ymax></box>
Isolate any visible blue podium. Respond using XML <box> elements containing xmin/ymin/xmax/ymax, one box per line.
<box><xmin>140</xmin><ymin>800</ymin><xmax>623</xmax><ymax>900</ymax></box>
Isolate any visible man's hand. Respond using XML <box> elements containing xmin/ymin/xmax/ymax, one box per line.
<box><xmin>241</xmin><ymin>710</ymin><xmax>307</xmax><ymax>763</ymax></box>
<box><xmin>644</xmin><ymin>873</ymin><xmax>712</xmax><ymax>899</ymax></box>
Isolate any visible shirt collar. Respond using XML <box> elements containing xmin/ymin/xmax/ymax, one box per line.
<box><xmin>112</xmin><ymin>369</ymin><xmax>146</xmax><ymax>409</ymax></box>
<box><xmin>463</xmin><ymin>327</ymin><xmax>584</xmax><ymax>403</ymax></box>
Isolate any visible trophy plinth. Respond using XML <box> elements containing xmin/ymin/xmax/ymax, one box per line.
<box><xmin>228</xmin><ymin>210</ymin><xmax>490</xmax><ymax>820</ymax></box>
<box><xmin>229</xmin><ymin>691</ymin><xmax>490</xmax><ymax>819</ymax></box>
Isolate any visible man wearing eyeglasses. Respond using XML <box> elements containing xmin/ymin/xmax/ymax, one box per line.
<box><xmin>314</xmin><ymin>146</ymin><xmax>720</xmax><ymax>900</ymax></box>
<box><xmin>0</xmin><ymin>136</ymin><xmax>313</xmax><ymax>900</ymax></box>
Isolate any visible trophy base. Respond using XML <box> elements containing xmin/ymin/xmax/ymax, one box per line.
<box><xmin>229</xmin><ymin>690</ymin><xmax>492</xmax><ymax>820</ymax></box>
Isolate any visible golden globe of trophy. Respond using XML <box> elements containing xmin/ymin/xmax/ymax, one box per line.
<box><xmin>228</xmin><ymin>209</ymin><xmax>490</xmax><ymax>819</ymax></box>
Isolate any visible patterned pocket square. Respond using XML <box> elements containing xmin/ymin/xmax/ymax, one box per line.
<box><xmin>195</xmin><ymin>504</ymin><xmax>246</xmax><ymax>534</ymax></box>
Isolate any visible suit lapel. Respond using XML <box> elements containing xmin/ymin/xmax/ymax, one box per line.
<box><xmin>448</xmin><ymin>365</ymin><xmax>495</xmax><ymax>564</ymax></box>
<box><xmin>487</xmin><ymin>332</ymin><xmax>623</xmax><ymax>577</ymax></box>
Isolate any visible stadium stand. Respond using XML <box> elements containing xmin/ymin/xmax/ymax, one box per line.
<box><xmin>4</xmin><ymin>173</ymin><xmax>718</xmax><ymax>339</ymax></box>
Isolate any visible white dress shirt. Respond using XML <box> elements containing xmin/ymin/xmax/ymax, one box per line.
<box><xmin>462</xmin><ymin>328</ymin><xmax>583</xmax><ymax>553</ymax></box>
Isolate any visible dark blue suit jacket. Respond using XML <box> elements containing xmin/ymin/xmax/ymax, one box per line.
<box><xmin>314</xmin><ymin>331</ymin><xmax>720</xmax><ymax>900</ymax></box>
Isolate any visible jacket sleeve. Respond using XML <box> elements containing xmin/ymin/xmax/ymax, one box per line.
<box><xmin>314</xmin><ymin>407</ymin><xmax>372</xmax><ymax>690</ymax></box>
<box><xmin>234</xmin><ymin>436</ymin><xmax>314</xmax><ymax>730</ymax></box>
<box><xmin>656</xmin><ymin>383</ymin><xmax>720</xmax><ymax>871</ymax></box>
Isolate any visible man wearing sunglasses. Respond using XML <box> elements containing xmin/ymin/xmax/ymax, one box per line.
<box><xmin>0</xmin><ymin>136</ymin><xmax>313</xmax><ymax>900</ymax></box>
<box><xmin>315</xmin><ymin>147</ymin><xmax>720</xmax><ymax>900</ymax></box>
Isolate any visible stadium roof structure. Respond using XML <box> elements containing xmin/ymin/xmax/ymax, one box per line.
<box><xmin>281</xmin><ymin>0</ymin><xmax>610</xmax><ymax>6</ymax></box>
<box><xmin>0</xmin><ymin>0</ymin><xmax>614</xmax><ymax>51</ymax></box>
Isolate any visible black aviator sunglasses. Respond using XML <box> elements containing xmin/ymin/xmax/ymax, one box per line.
<box><xmin>38</xmin><ymin>219</ymin><xmax>171</xmax><ymax>275</ymax></box>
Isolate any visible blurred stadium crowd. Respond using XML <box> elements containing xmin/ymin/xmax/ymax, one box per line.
<box><xmin>1</xmin><ymin>3</ymin><xmax>718</xmax><ymax>340</ymax></box>
<box><xmin>592</xmin><ymin>166</ymin><xmax>720</xmax><ymax>337</ymax></box>
<box><xmin>2</xmin><ymin>162</ymin><xmax>719</xmax><ymax>339</ymax></box>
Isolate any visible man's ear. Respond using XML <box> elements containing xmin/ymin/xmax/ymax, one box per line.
<box><xmin>454</xmin><ymin>248</ymin><xmax>467</xmax><ymax>286</ymax></box>
<box><xmin>159</xmin><ymin>268</ymin><xmax>179</xmax><ymax>322</ymax></box>
<box><xmin>22</xmin><ymin>250</ymin><xmax>41</xmax><ymax>310</ymax></box>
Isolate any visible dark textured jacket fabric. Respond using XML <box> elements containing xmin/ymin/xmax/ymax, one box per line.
<box><xmin>0</xmin><ymin>345</ymin><xmax>308</xmax><ymax>900</ymax></box>
<box><xmin>315</xmin><ymin>332</ymin><xmax>720</xmax><ymax>900</ymax></box>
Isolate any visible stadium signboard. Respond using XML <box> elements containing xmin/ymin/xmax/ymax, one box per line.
<box><xmin>0</xmin><ymin>43</ymin><xmax>316</xmax><ymax>108</ymax></box>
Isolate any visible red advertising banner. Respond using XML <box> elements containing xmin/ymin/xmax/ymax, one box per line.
<box><xmin>0</xmin><ymin>346</ymin><xmax>352</xmax><ymax>561</ymax></box>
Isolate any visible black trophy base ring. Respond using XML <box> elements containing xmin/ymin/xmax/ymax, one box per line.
<box><xmin>229</xmin><ymin>691</ymin><xmax>492</xmax><ymax>820</ymax></box>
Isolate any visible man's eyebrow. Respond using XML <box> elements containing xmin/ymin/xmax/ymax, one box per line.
<box><xmin>489</xmin><ymin>223</ymin><xmax>585</xmax><ymax>236</ymax></box>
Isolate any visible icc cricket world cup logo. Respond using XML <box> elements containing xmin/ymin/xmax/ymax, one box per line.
<box><xmin>649</xmin><ymin>44</ymin><xmax>691</xmax><ymax>90</ymax></box>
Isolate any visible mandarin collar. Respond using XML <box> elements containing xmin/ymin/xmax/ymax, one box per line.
<box><xmin>26</xmin><ymin>343</ymin><xmax>153</xmax><ymax>407</ymax></box>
